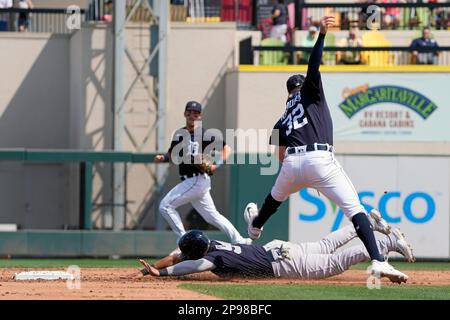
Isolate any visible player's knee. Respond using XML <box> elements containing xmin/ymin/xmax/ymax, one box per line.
<box><xmin>344</xmin><ymin>205</ymin><xmax>366</xmax><ymax>220</ymax></box>
<box><xmin>159</xmin><ymin>199</ymin><xmax>172</xmax><ymax>215</ymax></box>
<box><xmin>270</xmin><ymin>190</ymin><xmax>288</xmax><ymax>203</ymax></box>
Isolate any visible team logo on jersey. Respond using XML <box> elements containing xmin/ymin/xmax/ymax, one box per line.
<box><xmin>187</xmin><ymin>141</ymin><xmax>200</xmax><ymax>156</ymax></box>
<box><xmin>338</xmin><ymin>84</ymin><xmax>437</xmax><ymax>120</ymax></box>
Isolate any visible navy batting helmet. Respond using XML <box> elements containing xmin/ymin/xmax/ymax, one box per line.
<box><xmin>178</xmin><ymin>230</ymin><xmax>210</xmax><ymax>260</ymax></box>
<box><xmin>286</xmin><ymin>74</ymin><xmax>305</xmax><ymax>93</ymax></box>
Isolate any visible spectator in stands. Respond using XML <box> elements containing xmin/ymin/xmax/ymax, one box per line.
<box><xmin>0</xmin><ymin>0</ymin><xmax>12</xmax><ymax>32</ymax></box>
<box><xmin>103</xmin><ymin>0</ymin><xmax>113</xmax><ymax>23</ymax></box>
<box><xmin>297</xmin><ymin>25</ymin><xmax>318</xmax><ymax>64</ymax></box>
<box><xmin>17</xmin><ymin>0</ymin><xmax>33</xmax><ymax>32</ymax></box>
<box><xmin>270</xmin><ymin>0</ymin><xmax>288</xmax><ymax>43</ymax></box>
<box><xmin>336</xmin><ymin>27</ymin><xmax>364</xmax><ymax>64</ymax></box>
<box><xmin>379</xmin><ymin>0</ymin><xmax>405</xmax><ymax>30</ymax></box>
<box><xmin>429</xmin><ymin>0</ymin><xmax>449</xmax><ymax>30</ymax></box>
<box><xmin>410</xmin><ymin>26</ymin><xmax>440</xmax><ymax>64</ymax></box>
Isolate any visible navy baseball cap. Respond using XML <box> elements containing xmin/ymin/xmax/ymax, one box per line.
<box><xmin>286</xmin><ymin>74</ymin><xmax>305</xmax><ymax>93</ymax></box>
<box><xmin>185</xmin><ymin>101</ymin><xmax>202</xmax><ymax>112</ymax></box>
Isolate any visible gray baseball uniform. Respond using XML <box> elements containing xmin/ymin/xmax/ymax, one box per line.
<box><xmin>158</xmin><ymin>225</ymin><xmax>399</xmax><ymax>279</ymax></box>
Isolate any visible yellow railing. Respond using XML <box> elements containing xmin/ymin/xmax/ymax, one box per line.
<box><xmin>239</xmin><ymin>65</ymin><xmax>450</xmax><ymax>73</ymax></box>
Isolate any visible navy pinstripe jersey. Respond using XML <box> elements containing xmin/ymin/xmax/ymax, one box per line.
<box><xmin>270</xmin><ymin>79</ymin><xmax>333</xmax><ymax>147</ymax></box>
<box><xmin>203</xmin><ymin>240</ymin><xmax>274</xmax><ymax>278</ymax></box>
<box><xmin>270</xmin><ymin>33</ymin><xmax>334</xmax><ymax>147</ymax></box>
<box><xmin>168</xmin><ymin>127</ymin><xmax>225</xmax><ymax>176</ymax></box>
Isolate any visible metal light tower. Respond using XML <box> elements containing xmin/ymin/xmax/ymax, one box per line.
<box><xmin>112</xmin><ymin>0</ymin><xmax>169</xmax><ymax>230</ymax></box>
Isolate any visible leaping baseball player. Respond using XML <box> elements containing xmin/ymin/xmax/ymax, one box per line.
<box><xmin>154</xmin><ymin>101</ymin><xmax>251</xmax><ymax>247</ymax></box>
<box><xmin>243</xmin><ymin>16</ymin><xmax>409</xmax><ymax>282</ymax></box>
<box><xmin>135</xmin><ymin>212</ymin><xmax>415</xmax><ymax>282</ymax></box>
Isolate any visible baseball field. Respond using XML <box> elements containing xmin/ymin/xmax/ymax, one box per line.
<box><xmin>1</xmin><ymin>259</ymin><xmax>449</xmax><ymax>300</ymax></box>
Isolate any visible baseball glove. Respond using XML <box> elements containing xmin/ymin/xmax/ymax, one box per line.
<box><xmin>193</xmin><ymin>154</ymin><xmax>214</xmax><ymax>176</ymax></box>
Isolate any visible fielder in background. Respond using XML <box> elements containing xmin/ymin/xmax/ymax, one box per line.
<box><xmin>136</xmin><ymin>210</ymin><xmax>415</xmax><ymax>282</ymax></box>
<box><xmin>154</xmin><ymin>101</ymin><xmax>251</xmax><ymax>246</ymax></box>
<box><xmin>244</xmin><ymin>16</ymin><xmax>408</xmax><ymax>283</ymax></box>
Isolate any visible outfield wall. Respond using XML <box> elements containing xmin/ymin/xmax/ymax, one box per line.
<box><xmin>289</xmin><ymin>154</ymin><xmax>450</xmax><ymax>259</ymax></box>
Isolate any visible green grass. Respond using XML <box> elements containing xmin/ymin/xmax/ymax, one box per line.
<box><xmin>0</xmin><ymin>258</ymin><xmax>157</xmax><ymax>268</ymax></box>
<box><xmin>179</xmin><ymin>283</ymin><xmax>450</xmax><ymax>300</ymax></box>
<box><xmin>350</xmin><ymin>261</ymin><xmax>450</xmax><ymax>270</ymax></box>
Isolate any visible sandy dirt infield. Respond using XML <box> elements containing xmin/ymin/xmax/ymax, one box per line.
<box><xmin>0</xmin><ymin>268</ymin><xmax>449</xmax><ymax>300</ymax></box>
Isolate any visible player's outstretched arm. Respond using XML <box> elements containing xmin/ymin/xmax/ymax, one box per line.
<box><xmin>125</xmin><ymin>253</ymin><xmax>183</xmax><ymax>278</ymax></box>
<box><xmin>153</xmin><ymin>253</ymin><xmax>184</xmax><ymax>269</ymax></box>
<box><xmin>140</xmin><ymin>258</ymin><xmax>216</xmax><ymax>277</ymax></box>
<box><xmin>307</xmin><ymin>16</ymin><xmax>335</xmax><ymax>79</ymax></box>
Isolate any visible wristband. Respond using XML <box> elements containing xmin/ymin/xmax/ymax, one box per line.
<box><xmin>140</xmin><ymin>268</ymin><xmax>150</xmax><ymax>276</ymax></box>
<box><xmin>159</xmin><ymin>269</ymin><xmax>169</xmax><ymax>276</ymax></box>
<box><xmin>163</xmin><ymin>154</ymin><xmax>170</xmax><ymax>162</ymax></box>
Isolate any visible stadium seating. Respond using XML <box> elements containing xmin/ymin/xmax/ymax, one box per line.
<box><xmin>402</xmin><ymin>7</ymin><xmax>431</xmax><ymax>30</ymax></box>
<box><xmin>323</xmin><ymin>32</ymin><xmax>336</xmax><ymax>65</ymax></box>
<box><xmin>259</xmin><ymin>38</ymin><xmax>288</xmax><ymax>65</ymax></box>
<box><xmin>361</xmin><ymin>30</ymin><xmax>395</xmax><ymax>66</ymax></box>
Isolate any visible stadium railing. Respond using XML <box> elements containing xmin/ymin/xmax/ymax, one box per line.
<box><xmin>243</xmin><ymin>43</ymin><xmax>450</xmax><ymax>66</ymax></box>
<box><xmin>0</xmin><ymin>7</ymin><xmax>87</xmax><ymax>34</ymax></box>
<box><xmin>166</xmin><ymin>1</ymin><xmax>449</xmax><ymax>31</ymax></box>
<box><xmin>295</xmin><ymin>2</ymin><xmax>450</xmax><ymax>31</ymax></box>
<box><xmin>0</xmin><ymin>149</ymin><xmax>157</xmax><ymax>230</ymax></box>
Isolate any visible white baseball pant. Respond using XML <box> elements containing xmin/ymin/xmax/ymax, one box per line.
<box><xmin>159</xmin><ymin>174</ymin><xmax>246</xmax><ymax>244</ymax></box>
<box><xmin>265</xmin><ymin>225</ymin><xmax>397</xmax><ymax>279</ymax></box>
<box><xmin>271</xmin><ymin>149</ymin><xmax>365</xmax><ymax>219</ymax></box>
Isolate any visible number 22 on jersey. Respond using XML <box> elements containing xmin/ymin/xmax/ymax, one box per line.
<box><xmin>282</xmin><ymin>104</ymin><xmax>308</xmax><ymax>136</ymax></box>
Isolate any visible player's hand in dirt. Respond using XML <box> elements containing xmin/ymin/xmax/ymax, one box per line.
<box><xmin>139</xmin><ymin>259</ymin><xmax>160</xmax><ymax>276</ymax></box>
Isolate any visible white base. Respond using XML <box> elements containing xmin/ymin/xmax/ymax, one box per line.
<box><xmin>14</xmin><ymin>271</ymin><xmax>74</xmax><ymax>281</ymax></box>
<box><xmin>0</xmin><ymin>224</ymin><xmax>17</xmax><ymax>231</ymax></box>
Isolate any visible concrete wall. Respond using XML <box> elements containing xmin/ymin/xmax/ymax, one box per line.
<box><xmin>0</xmin><ymin>24</ymin><xmax>115</xmax><ymax>229</ymax></box>
<box><xmin>0</xmin><ymin>33</ymin><xmax>70</xmax><ymax>148</ymax></box>
<box><xmin>69</xmin><ymin>23</ymin><xmax>114</xmax><ymax>228</ymax></box>
<box><xmin>167</xmin><ymin>23</ymin><xmax>237</xmax><ymax>136</ymax></box>
<box><xmin>0</xmin><ymin>33</ymin><xmax>76</xmax><ymax>228</ymax></box>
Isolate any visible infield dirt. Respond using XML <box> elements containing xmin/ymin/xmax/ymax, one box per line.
<box><xmin>0</xmin><ymin>268</ymin><xmax>449</xmax><ymax>300</ymax></box>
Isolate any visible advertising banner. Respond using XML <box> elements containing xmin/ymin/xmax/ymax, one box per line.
<box><xmin>289</xmin><ymin>155</ymin><xmax>450</xmax><ymax>259</ymax></box>
<box><xmin>323</xmin><ymin>73</ymin><xmax>450</xmax><ymax>141</ymax></box>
